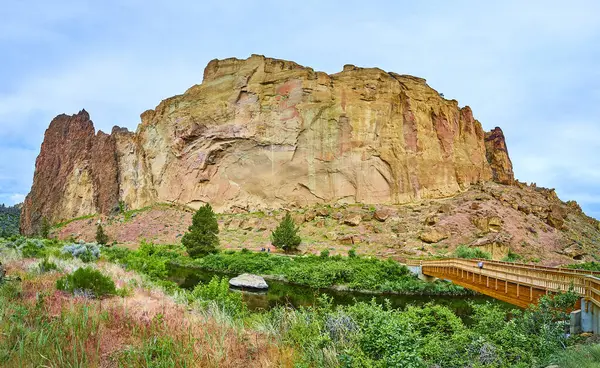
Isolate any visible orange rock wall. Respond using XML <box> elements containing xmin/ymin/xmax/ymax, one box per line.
<box><xmin>21</xmin><ymin>55</ymin><xmax>514</xmax><ymax>235</ymax></box>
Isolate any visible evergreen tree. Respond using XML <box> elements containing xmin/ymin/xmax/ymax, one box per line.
<box><xmin>271</xmin><ymin>212</ymin><xmax>301</xmax><ymax>252</ymax></box>
<box><xmin>40</xmin><ymin>217</ymin><xmax>50</xmax><ymax>239</ymax></box>
<box><xmin>182</xmin><ymin>203</ymin><xmax>219</xmax><ymax>258</ymax></box>
<box><xmin>95</xmin><ymin>223</ymin><xmax>109</xmax><ymax>245</ymax></box>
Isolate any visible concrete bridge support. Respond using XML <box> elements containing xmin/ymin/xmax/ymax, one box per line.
<box><xmin>406</xmin><ymin>265</ymin><xmax>436</xmax><ymax>282</ymax></box>
<box><xmin>578</xmin><ymin>298</ymin><xmax>600</xmax><ymax>333</ymax></box>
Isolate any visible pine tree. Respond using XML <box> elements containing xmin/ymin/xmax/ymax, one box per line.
<box><xmin>40</xmin><ymin>217</ymin><xmax>50</xmax><ymax>239</ymax></box>
<box><xmin>182</xmin><ymin>203</ymin><xmax>219</xmax><ymax>258</ymax></box>
<box><xmin>271</xmin><ymin>212</ymin><xmax>301</xmax><ymax>252</ymax></box>
<box><xmin>96</xmin><ymin>223</ymin><xmax>109</xmax><ymax>245</ymax></box>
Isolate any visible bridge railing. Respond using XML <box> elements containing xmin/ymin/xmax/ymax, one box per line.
<box><xmin>415</xmin><ymin>258</ymin><xmax>598</xmax><ymax>302</ymax></box>
<box><xmin>468</xmin><ymin>258</ymin><xmax>600</xmax><ymax>277</ymax></box>
<box><xmin>406</xmin><ymin>258</ymin><xmax>600</xmax><ymax>277</ymax></box>
<box><xmin>585</xmin><ymin>277</ymin><xmax>600</xmax><ymax>307</ymax></box>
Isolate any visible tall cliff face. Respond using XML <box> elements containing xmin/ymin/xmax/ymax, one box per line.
<box><xmin>20</xmin><ymin>110</ymin><xmax>121</xmax><ymax>235</ymax></box>
<box><xmin>21</xmin><ymin>55</ymin><xmax>514</xmax><ymax>235</ymax></box>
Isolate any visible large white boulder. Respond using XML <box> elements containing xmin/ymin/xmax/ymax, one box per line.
<box><xmin>229</xmin><ymin>273</ymin><xmax>269</xmax><ymax>290</ymax></box>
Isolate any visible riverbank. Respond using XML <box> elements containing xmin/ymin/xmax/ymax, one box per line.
<box><xmin>166</xmin><ymin>263</ymin><xmax>507</xmax><ymax>321</ymax></box>
<box><xmin>105</xmin><ymin>243</ymin><xmax>472</xmax><ymax>296</ymax></box>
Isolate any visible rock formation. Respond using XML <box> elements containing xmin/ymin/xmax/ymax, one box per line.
<box><xmin>484</xmin><ymin>127</ymin><xmax>514</xmax><ymax>185</ymax></box>
<box><xmin>21</xmin><ymin>111</ymin><xmax>120</xmax><ymax>235</ymax></box>
<box><xmin>21</xmin><ymin>55</ymin><xmax>514</xmax><ymax>235</ymax></box>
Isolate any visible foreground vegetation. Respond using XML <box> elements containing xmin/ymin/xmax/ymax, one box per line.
<box><xmin>1</xmin><ymin>235</ymin><xmax>597</xmax><ymax>367</ymax></box>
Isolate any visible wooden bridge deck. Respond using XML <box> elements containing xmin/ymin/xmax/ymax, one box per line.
<box><xmin>407</xmin><ymin>258</ymin><xmax>600</xmax><ymax>309</ymax></box>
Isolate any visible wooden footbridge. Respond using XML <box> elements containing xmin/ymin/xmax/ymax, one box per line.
<box><xmin>406</xmin><ymin>258</ymin><xmax>600</xmax><ymax>332</ymax></box>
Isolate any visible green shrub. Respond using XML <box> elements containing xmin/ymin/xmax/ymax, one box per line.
<box><xmin>38</xmin><ymin>258</ymin><xmax>58</xmax><ymax>273</ymax></box>
<box><xmin>56</xmin><ymin>267</ymin><xmax>116</xmax><ymax>298</ymax></box>
<box><xmin>102</xmin><ymin>246</ymin><xmax>132</xmax><ymax>263</ymax></box>
<box><xmin>181</xmin><ymin>204</ymin><xmax>219</xmax><ymax>258</ymax></box>
<box><xmin>502</xmin><ymin>249</ymin><xmax>522</xmax><ymax>263</ymax></box>
<box><xmin>190</xmin><ymin>276</ymin><xmax>246</xmax><ymax>316</ymax></box>
<box><xmin>271</xmin><ymin>212</ymin><xmax>301</xmax><ymax>252</ymax></box>
<box><xmin>95</xmin><ymin>224</ymin><xmax>109</xmax><ymax>245</ymax></box>
<box><xmin>320</xmin><ymin>249</ymin><xmax>330</xmax><ymax>258</ymax></box>
<box><xmin>21</xmin><ymin>239</ymin><xmax>47</xmax><ymax>258</ymax></box>
<box><xmin>455</xmin><ymin>245</ymin><xmax>491</xmax><ymax>260</ymax></box>
<box><xmin>61</xmin><ymin>242</ymin><xmax>100</xmax><ymax>262</ymax></box>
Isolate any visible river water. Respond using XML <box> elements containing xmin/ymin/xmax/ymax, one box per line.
<box><xmin>167</xmin><ymin>264</ymin><xmax>513</xmax><ymax>323</ymax></box>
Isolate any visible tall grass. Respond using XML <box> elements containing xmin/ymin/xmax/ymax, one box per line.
<box><xmin>548</xmin><ymin>344</ymin><xmax>600</xmax><ymax>368</ymax></box>
<box><xmin>0</xmin><ymin>282</ymin><xmax>105</xmax><ymax>367</ymax></box>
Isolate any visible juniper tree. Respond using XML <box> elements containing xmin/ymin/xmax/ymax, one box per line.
<box><xmin>182</xmin><ymin>203</ymin><xmax>219</xmax><ymax>258</ymax></box>
<box><xmin>271</xmin><ymin>212</ymin><xmax>301</xmax><ymax>252</ymax></box>
<box><xmin>40</xmin><ymin>217</ymin><xmax>50</xmax><ymax>239</ymax></box>
<box><xmin>95</xmin><ymin>223</ymin><xmax>109</xmax><ymax>245</ymax></box>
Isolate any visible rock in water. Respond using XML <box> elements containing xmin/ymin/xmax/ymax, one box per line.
<box><xmin>229</xmin><ymin>273</ymin><xmax>269</xmax><ymax>290</ymax></box>
<box><xmin>21</xmin><ymin>55</ymin><xmax>515</xmax><ymax>235</ymax></box>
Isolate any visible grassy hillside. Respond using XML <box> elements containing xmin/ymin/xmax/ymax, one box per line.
<box><xmin>0</xmin><ymin>204</ymin><xmax>20</xmax><ymax>237</ymax></box>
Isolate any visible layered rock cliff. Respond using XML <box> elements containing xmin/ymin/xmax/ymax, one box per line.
<box><xmin>21</xmin><ymin>55</ymin><xmax>514</xmax><ymax>235</ymax></box>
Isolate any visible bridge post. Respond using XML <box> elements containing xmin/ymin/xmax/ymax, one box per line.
<box><xmin>580</xmin><ymin>298</ymin><xmax>595</xmax><ymax>333</ymax></box>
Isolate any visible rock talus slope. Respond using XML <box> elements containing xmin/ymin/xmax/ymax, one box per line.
<box><xmin>21</xmin><ymin>55</ymin><xmax>514</xmax><ymax>235</ymax></box>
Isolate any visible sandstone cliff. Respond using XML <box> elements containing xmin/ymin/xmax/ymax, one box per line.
<box><xmin>21</xmin><ymin>55</ymin><xmax>514</xmax><ymax>235</ymax></box>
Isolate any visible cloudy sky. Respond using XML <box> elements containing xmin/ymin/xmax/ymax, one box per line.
<box><xmin>1</xmin><ymin>1</ymin><xmax>599</xmax><ymax>217</ymax></box>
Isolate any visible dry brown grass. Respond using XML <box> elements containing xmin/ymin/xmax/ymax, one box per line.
<box><xmin>1</xmin><ymin>259</ymin><xmax>296</xmax><ymax>368</ymax></box>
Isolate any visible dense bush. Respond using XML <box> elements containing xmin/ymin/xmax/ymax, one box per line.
<box><xmin>189</xmin><ymin>276</ymin><xmax>246</xmax><ymax>316</ymax></box>
<box><xmin>455</xmin><ymin>245</ymin><xmax>491</xmax><ymax>260</ymax></box>
<box><xmin>254</xmin><ymin>290</ymin><xmax>580</xmax><ymax>367</ymax></box>
<box><xmin>61</xmin><ymin>242</ymin><xmax>100</xmax><ymax>262</ymax></box>
<box><xmin>56</xmin><ymin>267</ymin><xmax>116</xmax><ymax>298</ymax></box>
<box><xmin>182</xmin><ymin>204</ymin><xmax>219</xmax><ymax>258</ymax></box>
<box><xmin>271</xmin><ymin>212</ymin><xmax>301</xmax><ymax>252</ymax></box>
<box><xmin>21</xmin><ymin>239</ymin><xmax>46</xmax><ymax>258</ymax></box>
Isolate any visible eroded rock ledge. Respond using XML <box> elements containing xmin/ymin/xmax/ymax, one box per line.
<box><xmin>21</xmin><ymin>55</ymin><xmax>514</xmax><ymax>235</ymax></box>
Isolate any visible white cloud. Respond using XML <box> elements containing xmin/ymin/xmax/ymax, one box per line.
<box><xmin>9</xmin><ymin>194</ymin><xmax>25</xmax><ymax>204</ymax></box>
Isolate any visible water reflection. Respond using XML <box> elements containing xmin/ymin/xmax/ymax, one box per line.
<box><xmin>167</xmin><ymin>264</ymin><xmax>514</xmax><ymax>323</ymax></box>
